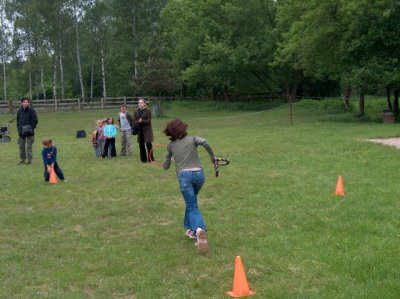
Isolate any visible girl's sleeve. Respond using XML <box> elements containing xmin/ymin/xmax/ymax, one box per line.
<box><xmin>52</xmin><ymin>147</ymin><xmax>58</xmax><ymax>164</ymax></box>
<box><xmin>42</xmin><ymin>150</ymin><xmax>47</xmax><ymax>166</ymax></box>
<box><xmin>163</xmin><ymin>144</ymin><xmax>172</xmax><ymax>170</ymax></box>
<box><xmin>193</xmin><ymin>136</ymin><xmax>215</xmax><ymax>158</ymax></box>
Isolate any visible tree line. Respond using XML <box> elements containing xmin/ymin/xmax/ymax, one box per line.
<box><xmin>0</xmin><ymin>0</ymin><xmax>399</xmax><ymax>116</ymax></box>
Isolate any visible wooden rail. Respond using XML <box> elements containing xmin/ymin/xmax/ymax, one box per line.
<box><xmin>0</xmin><ymin>97</ymin><xmax>154</xmax><ymax>114</ymax></box>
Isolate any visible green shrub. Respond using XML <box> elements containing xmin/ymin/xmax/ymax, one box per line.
<box><xmin>294</xmin><ymin>99</ymin><xmax>352</xmax><ymax>114</ymax></box>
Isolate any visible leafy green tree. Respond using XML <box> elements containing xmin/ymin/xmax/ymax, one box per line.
<box><xmin>339</xmin><ymin>0</ymin><xmax>400</xmax><ymax>115</ymax></box>
<box><xmin>162</xmin><ymin>0</ymin><xmax>279</xmax><ymax>101</ymax></box>
<box><xmin>133</xmin><ymin>58</ymin><xmax>179</xmax><ymax>97</ymax></box>
<box><xmin>273</xmin><ymin>0</ymin><xmax>400</xmax><ymax>115</ymax></box>
<box><xmin>273</xmin><ymin>0</ymin><xmax>344</xmax><ymax>103</ymax></box>
<box><xmin>84</xmin><ymin>0</ymin><xmax>113</xmax><ymax>99</ymax></box>
<box><xmin>108</xmin><ymin>0</ymin><xmax>168</xmax><ymax>95</ymax></box>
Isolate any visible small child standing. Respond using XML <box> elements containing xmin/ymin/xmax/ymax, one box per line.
<box><xmin>102</xmin><ymin>118</ymin><xmax>112</xmax><ymax>158</ymax></box>
<box><xmin>92</xmin><ymin>120</ymin><xmax>104</xmax><ymax>157</ymax></box>
<box><xmin>102</xmin><ymin>116</ymin><xmax>117</xmax><ymax>159</ymax></box>
<box><xmin>42</xmin><ymin>137</ymin><xmax>67</xmax><ymax>182</ymax></box>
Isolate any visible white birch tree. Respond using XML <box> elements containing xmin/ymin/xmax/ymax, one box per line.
<box><xmin>85</xmin><ymin>0</ymin><xmax>111</xmax><ymax>101</ymax></box>
<box><xmin>0</xmin><ymin>1</ymin><xmax>8</xmax><ymax>103</ymax></box>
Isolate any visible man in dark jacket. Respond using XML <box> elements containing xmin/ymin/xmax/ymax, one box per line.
<box><xmin>16</xmin><ymin>97</ymin><xmax>38</xmax><ymax>165</ymax></box>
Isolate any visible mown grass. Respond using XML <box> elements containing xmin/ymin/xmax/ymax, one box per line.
<box><xmin>1</xmin><ymin>97</ymin><xmax>399</xmax><ymax>298</ymax></box>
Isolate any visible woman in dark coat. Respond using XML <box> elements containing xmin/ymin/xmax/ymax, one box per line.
<box><xmin>134</xmin><ymin>98</ymin><xmax>154</xmax><ymax>162</ymax></box>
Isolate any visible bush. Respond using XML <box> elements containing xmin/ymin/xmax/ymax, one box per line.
<box><xmin>162</xmin><ymin>99</ymin><xmax>286</xmax><ymax>112</ymax></box>
<box><xmin>294</xmin><ymin>99</ymin><xmax>352</xmax><ymax>114</ymax></box>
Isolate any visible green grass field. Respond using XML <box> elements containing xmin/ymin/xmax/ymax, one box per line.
<box><xmin>1</xmin><ymin>99</ymin><xmax>400</xmax><ymax>298</ymax></box>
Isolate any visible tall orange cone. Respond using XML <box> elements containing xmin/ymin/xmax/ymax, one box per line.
<box><xmin>49</xmin><ymin>167</ymin><xmax>58</xmax><ymax>184</ymax></box>
<box><xmin>227</xmin><ymin>256</ymin><xmax>255</xmax><ymax>297</ymax></box>
<box><xmin>334</xmin><ymin>175</ymin><xmax>344</xmax><ymax>195</ymax></box>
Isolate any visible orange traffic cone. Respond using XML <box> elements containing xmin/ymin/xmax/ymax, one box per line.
<box><xmin>227</xmin><ymin>256</ymin><xmax>255</xmax><ymax>298</ymax></box>
<box><xmin>49</xmin><ymin>167</ymin><xmax>58</xmax><ymax>184</ymax></box>
<box><xmin>334</xmin><ymin>175</ymin><xmax>344</xmax><ymax>195</ymax></box>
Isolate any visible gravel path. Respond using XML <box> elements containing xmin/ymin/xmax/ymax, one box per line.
<box><xmin>367</xmin><ymin>138</ymin><xmax>400</xmax><ymax>149</ymax></box>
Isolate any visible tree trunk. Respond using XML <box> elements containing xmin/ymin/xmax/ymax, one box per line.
<box><xmin>40</xmin><ymin>49</ymin><xmax>46</xmax><ymax>99</ymax></box>
<box><xmin>1</xmin><ymin>47</ymin><xmax>6</xmax><ymax>103</ymax></box>
<box><xmin>53</xmin><ymin>51</ymin><xmax>58</xmax><ymax>100</ymax></box>
<box><xmin>74</xmin><ymin>4</ymin><xmax>85</xmax><ymax>99</ymax></box>
<box><xmin>35</xmin><ymin>70</ymin><xmax>39</xmax><ymax>100</ymax></box>
<box><xmin>33</xmin><ymin>38</ymin><xmax>39</xmax><ymax>100</ymax></box>
<box><xmin>343</xmin><ymin>85</ymin><xmax>351</xmax><ymax>107</ymax></box>
<box><xmin>0</xmin><ymin>11</ymin><xmax>6</xmax><ymax>103</ymax></box>
<box><xmin>289</xmin><ymin>69</ymin><xmax>303</xmax><ymax>103</ymax></box>
<box><xmin>386</xmin><ymin>86</ymin><xmax>393</xmax><ymax>111</ymax></box>
<box><xmin>58</xmin><ymin>20</ymin><xmax>65</xmax><ymax>100</ymax></box>
<box><xmin>222</xmin><ymin>85</ymin><xmax>230</xmax><ymax>102</ymax></box>
<box><xmin>100</xmin><ymin>39</ymin><xmax>107</xmax><ymax>100</ymax></box>
<box><xmin>90</xmin><ymin>51</ymin><xmax>95</xmax><ymax>99</ymax></box>
<box><xmin>284</xmin><ymin>81</ymin><xmax>290</xmax><ymax>103</ymax></box>
<box><xmin>28</xmin><ymin>63</ymin><xmax>33</xmax><ymax>101</ymax></box>
<box><xmin>180</xmin><ymin>82</ymin><xmax>186</xmax><ymax>100</ymax></box>
<box><xmin>394</xmin><ymin>89</ymin><xmax>399</xmax><ymax>115</ymax></box>
<box><xmin>59</xmin><ymin>50</ymin><xmax>65</xmax><ymax>100</ymax></box>
<box><xmin>357</xmin><ymin>90</ymin><xmax>365</xmax><ymax>117</ymax></box>
<box><xmin>283</xmin><ymin>69</ymin><xmax>303</xmax><ymax>103</ymax></box>
<box><xmin>131</xmin><ymin>3</ymin><xmax>138</xmax><ymax>77</ymax></box>
<box><xmin>28</xmin><ymin>32</ymin><xmax>33</xmax><ymax>101</ymax></box>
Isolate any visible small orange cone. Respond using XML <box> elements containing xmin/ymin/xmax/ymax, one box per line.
<box><xmin>334</xmin><ymin>175</ymin><xmax>344</xmax><ymax>195</ymax></box>
<box><xmin>227</xmin><ymin>256</ymin><xmax>255</xmax><ymax>298</ymax></box>
<box><xmin>49</xmin><ymin>167</ymin><xmax>58</xmax><ymax>184</ymax></box>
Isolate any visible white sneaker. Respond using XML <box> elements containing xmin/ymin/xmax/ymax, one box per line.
<box><xmin>63</xmin><ymin>179</ymin><xmax>68</xmax><ymax>183</ymax></box>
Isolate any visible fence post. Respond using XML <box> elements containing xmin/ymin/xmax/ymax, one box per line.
<box><xmin>101</xmin><ymin>97</ymin><xmax>104</xmax><ymax>110</ymax></box>
<box><xmin>124</xmin><ymin>96</ymin><xmax>127</xmax><ymax>106</ymax></box>
<box><xmin>8</xmin><ymin>100</ymin><xmax>14</xmax><ymax>114</ymax></box>
<box><xmin>55</xmin><ymin>98</ymin><xmax>58</xmax><ymax>112</ymax></box>
<box><xmin>78</xmin><ymin>98</ymin><xmax>81</xmax><ymax>111</ymax></box>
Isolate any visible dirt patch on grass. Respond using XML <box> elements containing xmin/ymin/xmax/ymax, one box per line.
<box><xmin>367</xmin><ymin>138</ymin><xmax>400</xmax><ymax>149</ymax></box>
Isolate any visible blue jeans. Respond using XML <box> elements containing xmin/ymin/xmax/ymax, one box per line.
<box><xmin>178</xmin><ymin>170</ymin><xmax>207</xmax><ymax>232</ymax></box>
<box><xmin>94</xmin><ymin>145</ymin><xmax>101</xmax><ymax>157</ymax></box>
<box><xmin>44</xmin><ymin>162</ymin><xmax>65</xmax><ymax>181</ymax></box>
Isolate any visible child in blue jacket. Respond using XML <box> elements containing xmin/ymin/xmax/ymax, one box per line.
<box><xmin>42</xmin><ymin>137</ymin><xmax>67</xmax><ymax>182</ymax></box>
<box><xmin>102</xmin><ymin>116</ymin><xmax>117</xmax><ymax>159</ymax></box>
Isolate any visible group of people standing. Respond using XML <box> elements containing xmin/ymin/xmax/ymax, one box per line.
<box><xmin>91</xmin><ymin>98</ymin><xmax>154</xmax><ymax>163</ymax></box>
<box><xmin>16</xmin><ymin>97</ymin><xmax>215</xmax><ymax>254</ymax></box>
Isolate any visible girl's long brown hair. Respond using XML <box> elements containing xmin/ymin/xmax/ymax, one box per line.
<box><xmin>163</xmin><ymin>119</ymin><xmax>188</xmax><ymax>141</ymax></box>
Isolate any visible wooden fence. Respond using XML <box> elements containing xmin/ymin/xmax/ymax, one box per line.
<box><xmin>0</xmin><ymin>93</ymin><xmax>280</xmax><ymax>114</ymax></box>
<box><xmin>0</xmin><ymin>96</ymin><xmax>159</xmax><ymax>114</ymax></box>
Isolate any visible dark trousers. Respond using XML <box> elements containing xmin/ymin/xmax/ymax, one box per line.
<box><xmin>103</xmin><ymin>138</ymin><xmax>116</xmax><ymax>158</ymax></box>
<box><xmin>44</xmin><ymin>162</ymin><xmax>65</xmax><ymax>181</ymax></box>
<box><xmin>139</xmin><ymin>129</ymin><xmax>153</xmax><ymax>162</ymax></box>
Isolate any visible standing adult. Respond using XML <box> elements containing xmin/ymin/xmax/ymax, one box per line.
<box><xmin>133</xmin><ymin>98</ymin><xmax>154</xmax><ymax>163</ymax></box>
<box><xmin>118</xmin><ymin>105</ymin><xmax>134</xmax><ymax>156</ymax></box>
<box><xmin>16</xmin><ymin>97</ymin><xmax>38</xmax><ymax>165</ymax></box>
